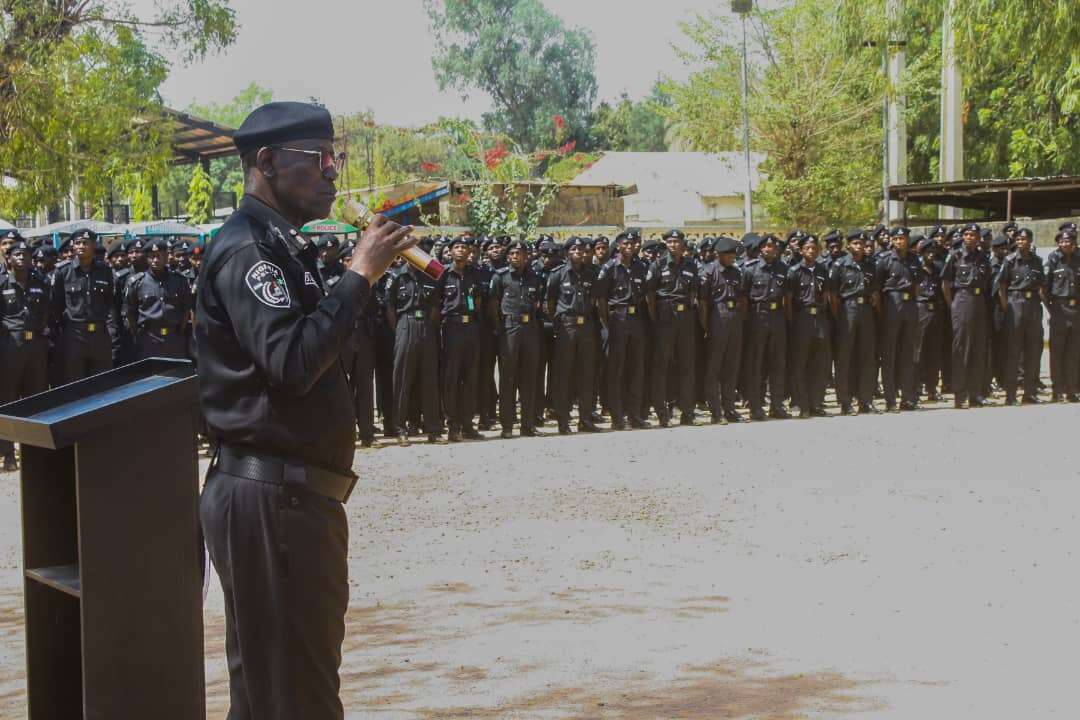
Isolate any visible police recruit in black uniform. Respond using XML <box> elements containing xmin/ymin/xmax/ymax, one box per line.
<box><xmin>195</xmin><ymin>102</ymin><xmax>417</xmax><ymax>720</ymax></box>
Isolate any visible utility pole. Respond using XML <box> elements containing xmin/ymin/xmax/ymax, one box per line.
<box><xmin>886</xmin><ymin>0</ymin><xmax>907</xmax><ymax>223</ymax></box>
<box><xmin>364</xmin><ymin>113</ymin><xmax>376</xmax><ymax>191</ymax></box>
<box><xmin>939</xmin><ymin>0</ymin><xmax>964</xmax><ymax>220</ymax></box>
<box><xmin>733</xmin><ymin>0</ymin><xmax>754</xmax><ymax>233</ymax></box>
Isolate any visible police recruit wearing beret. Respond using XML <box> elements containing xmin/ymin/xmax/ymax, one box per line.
<box><xmin>195</xmin><ymin>102</ymin><xmax>417</xmax><ymax>720</ymax></box>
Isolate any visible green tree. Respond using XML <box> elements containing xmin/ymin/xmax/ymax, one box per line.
<box><xmin>424</xmin><ymin>0</ymin><xmax>598</xmax><ymax>151</ymax></box>
<box><xmin>185</xmin><ymin>164</ymin><xmax>214</xmax><ymax>223</ymax></box>
<box><xmin>665</xmin><ymin>1</ymin><xmax>883</xmax><ymax>228</ymax></box>
<box><xmin>585</xmin><ymin>85</ymin><xmax>671</xmax><ymax>152</ymax></box>
<box><xmin>0</xmin><ymin>1</ymin><xmax>237</xmax><ymax>218</ymax></box>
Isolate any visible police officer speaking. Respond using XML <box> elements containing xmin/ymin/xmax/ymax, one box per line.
<box><xmin>196</xmin><ymin>102</ymin><xmax>417</xmax><ymax>720</ymax></box>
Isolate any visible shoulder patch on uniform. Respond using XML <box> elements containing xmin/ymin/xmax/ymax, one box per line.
<box><xmin>304</xmin><ymin>271</ymin><xmax>318</xmax><ymax>287</ymax></box>
<box><xmin>245</xmin><ymin>261</ymin><xmax>291</xmax><ymax>308</ymax></box>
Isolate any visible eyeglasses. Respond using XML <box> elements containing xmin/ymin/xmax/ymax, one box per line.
<box><xmin>270</xmin><ymin>146</ymin><xmax>347</xmax><ymax>176</ymax></box>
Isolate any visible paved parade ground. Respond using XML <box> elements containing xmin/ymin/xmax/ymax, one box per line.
<box><xmin>0</xmin><ymin>398</ymin><xmax>1076</xmax><ymax>718</ymax></box>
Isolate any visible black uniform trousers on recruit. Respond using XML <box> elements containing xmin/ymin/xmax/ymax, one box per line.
<box><xmin>704</xmin><ymin>303</ymin><xmax>743</xmax><ymax>417</ymax></box>
<box><xmin>534</xmin><ymin>322</ymin><xmax>555</xmax><ymax>423</ymax></box>
<box><xmin>950</xmin><ymin>290</ymin><xmax>988</xmax><ymax>403</ymax></box>
<box><xmin>136</xmin><ymin>327</ymin><xmax>188</xmax><ymax>360</ymax></box>
<box><xmin>374</xmin><ymin>322</ymin><xmax>395</xmax><ymax>435</ymax></box>
<box><xmin>651</xmin><ymin>301</ymin><xmax>696</xmax><ymax>421</ymax></box>
<box><xmin>1004</xmin><ymin>294</ymin><xmax>1043</xmax><ymax>400</ymax></box>
<box><xmin>552</xmin><ymin>315</ymin><xmax>596</xmax><ymax>421</ymax></box>
<box><xmin>835</xmin><ymin>298</ymin><xmax>875</xmax><ymax>407</ymax></box>
<box><xmin>606</xmin><ymin>308</ymin><xmax>646</xmax><ymax>422</ymax></box>
<box><xmin>990</xmin><ymin>302</ymin><xmax>1007</xmax><ymax>392</ymax></box>
<box><xmin>477</xmin><ymin>318</ymin><xmax>498</xmax><ymax>423</ymax></box>
<box><xmin>0</xmin><ymin>334</ymin><xmax>47</xmax><ymax>455</ymax></box>
<box><xmin>1049</xmin><ymin>299</ymin><xmax>1080</xmax><ymax>396</ymax></box>
<box><xmin>880</xmin><ymin>292</ymin><xmax>918</xmax><ymax>405</ymax></box>
<box><xmin>789</xmin><ymin>309</ymin><xmax>831</xmax><ymax>412</ymax></box>
<box><xmin>394</xmin><ymin>316</ymin><xmax>440</xmax><ymax>435</ymax></box>
<box><xmin>498</xmin><ymin>319</ymin><xmax>539</xmax><ymax>430</ymax></box>
<box><xmin>59</xmin><ymin>323</ymin><xmax>112</xmax><ymax>384</ymax></box>
<box><xmin>343</xmin><ymin>325</ymin><xmax>377</xmax><ymax>442</ymax></box>
<box><xmin>916</xmin><ymin>302</ymin><xmax>946</xmax><ymax>395</ymax></box>
<box><xmin>441</xmin><ymin>320</ymin><xmax>479</xmax><ymax>431</ymax></box>
<box><xmin>200</xmin><ymin>469</ymin><xmax>348</xmax><ymax>720</ymax></box>
<box><xmin>745</xmin><ymin>304</ymin><xmax>787</xmax><ymax>414</ymax></box>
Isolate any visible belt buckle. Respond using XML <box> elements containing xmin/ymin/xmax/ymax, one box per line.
<box><xmin>769</xmin><ymin>302</ymin><xmax>778</xmax><ymax>311</ymax></box>
<box><xmin>414</xmin><ymin>310</ymin><xmax>424</xmax><ymax>319</ymax></box>
<box><xmin>160</xmin><ymin>327</ymin><xmax>169</xmax><ymax>336</ymax></box>
<box><xmin>676</xmin><ymin>303</ymin><xmax>685</xmax><ymax>312</ymax></box>
<box><xmin>628</xmin><ymin>306</ymin><xmax>636</xmax><ymax>315</ymax></box>
<box><xmin>87</xmin><ymin>322</ymin><xmax>96</xmax><ymax>332</ymax></box>
<box><xmin>808</xmin><ymin>307</ymin><xmax>817</xmax><ymax>316</ymax></box>
<box><xmin>856</xmin><ymin>297</ymin><xmax>865</xmax><ymax>305</ymax></box>
<box><xmin>462</xmin><ymin>315</ymin><xmax>470</xmax><ymax>324</ymax></box>
<box><xmin>23</xmin><ymin>330</ymin><xmax>32</xmax><ymax>341</ymax></box>
<box><xmin>974</xmin><ymin>288</ymin><xmax>981</xmax><ymax>295</ymax></box>
<box><xmin>521</xmin><ymin>313</ymin><xmax>530</xmax><ymax>323</ymax></box>
<box><xmin>576</xmin><ymin>316</ymin><xmax>584</xmax><ymax>326</ymax></box>
<box><xmin>1072</xmin><ymin>299</ymin><xmax>1078</xmax><ymax>307</ymax></box>
<box><xmin>1024</xmin><ymin>291</ymin><xmax>1032</xmax><ymax>299</ymax></box>
<box><xmin>727</xmin><ymin>301</ymin><xmax>736</xmax><ymax>310</ymax></box>
<box><xmin>928</xmin><ymin>302</ymin><xmax>935</xmax><ymax>311</ymax></box>
<box><xmin>901</xmin><ymin>293</ymin><xmax>910</xmax><ymax>301</ymax></box>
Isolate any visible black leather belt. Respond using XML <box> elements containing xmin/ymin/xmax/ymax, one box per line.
<box><xmin>141</xmin><ymin>324</ymin><xmax>182</xmax><ymax>337</ymax></box>
<box><xmin>503</xmin><ymin>313</ymin><xmax>534</xmax><ymax>325</ymax></box>
<box><xmin>1008</xmin><ymin>289</ymin><xmax>1038</xmax><ymax>299</ymax></box>
<box><xmin>67</xmin><ymin>319</ymin><xmax>103</xmax><ymax>332</ymax></box>
<box><xmin>444</xmin><ymin>314</ymin><xmax>474</xmax><ymax>324</ymax></box>
<box><xmin>216</xmin><ymin>445</ymin><xmax>358</xmax><ymax>504</ymax></box>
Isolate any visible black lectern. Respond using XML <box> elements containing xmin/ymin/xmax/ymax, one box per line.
<box><xmin>0</xmin><ymin>358</ymin><xmax>204</xmax><ymax>720</ymax></box>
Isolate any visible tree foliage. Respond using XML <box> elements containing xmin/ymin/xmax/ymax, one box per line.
<box><xmin>665</xmin><ymin>0</ymin><xmax>883</xmax><ymax>228</ymax></box>
<box><xmin>425</xmin><ymin>0</ymin><xmax>598</xmax><ymax>151</ymax></box>
<box><xmin>0</xmin><ymin>0</ymin><xmax>236</xmax><ymax>218</ymax></box>
<box><xmin>584</xmin><ymin>85</ymin><xmax>671</xmax><ymax>152</ymax></box>
<box><xmin>185</xmin><ymin>163</ymin><xmax>214</xmax><ymax>223</ymax></box>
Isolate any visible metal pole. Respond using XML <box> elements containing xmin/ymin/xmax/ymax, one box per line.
<box><xmin>740</xmin><ymin>12</ymin><xmax>753</xmax><ymax>233</ymax></box>
<box><xmin>882</xmin><ymin>46</ymin><xmax>890</xmax><ymax>225</ymax></box>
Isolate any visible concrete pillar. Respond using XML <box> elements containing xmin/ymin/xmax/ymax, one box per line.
<box><xmin>939</xmin><ymin>0</ymin><xmax>964</xmax><ymax>220</ymax></box>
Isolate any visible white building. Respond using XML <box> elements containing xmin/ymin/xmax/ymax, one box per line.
<box><xmin>570</xmin><ymin>151</ymin><xmax>766</xmax><ymax>231</ymax></box>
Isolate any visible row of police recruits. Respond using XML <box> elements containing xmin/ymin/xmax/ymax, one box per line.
<box><xmin>0</xmin><ymin>227</ymin><xmax>198</xmax><ymax>468</ymax></box>
<box><xmin>321</xmin><ymin>218</ymin><xmax>1080</xmax><ymax>446</ymax></box>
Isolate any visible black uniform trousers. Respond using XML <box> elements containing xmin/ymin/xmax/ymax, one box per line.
<box><xmin>477</xmin><ymin>318</ymin><xmax>498</xmax><ymax>424</ymax></box>
<box><xmin>916</xmin><ymin>301</ymin><xmax>946</xmax><ymax>396</ymax></box>
<box><xmin>880</xmin><ymin>292</ymin><xmax>919</xmax><ymax>405</ymax></box>
<box><xmin>990</xmin><ymin>302</ymin><xmax>1007</xmax><ymax>393</ymax></box>
<box><xmin>201</xmin><ymin>468</ymin><xmax>348</xmax><ymax>720</ymax></box>
<box><xmin>136</xmin><ymin>326</ymin><xmax>188</xmax><ymax>360</ymax></box>
<box><xmin>343</xmin><ymin>324</ymin><xmax>377</xmax><ymax>442</ymax></box>
<box><xmin>745</xmin><ymin>303</ymin><xmax>787</xmax><ymax>414</ymax></box>
<box><xmin>606</xmin><ymin>308</ymin><xmax>647</xmax><ymax>423</ymax></box>
<box><xmin>552</xmin><ymin>315</ymin><xmax>596</xmax><ymax>422</ymax></box>
<box><xmin>441</xmin><ymin>319</ymin><xmax>479</xmax><ymax>431</ymax></box>
<box><xmin>651</xmin><ymin>301</ymin><xmax>696</xmax><ymax>421</ymax></box>
<box><xmin>0</xmin><ymin>334</ymin><xmax>47</xmax><ymax>455</ymax></box>
<box><xmin>1048</xmin><ymin>299</ymin><xmax>1080</xmax><ymax>396</ymax></box>
<box><xmin>703</xmin><ymin>303</ymin><xmax>743</xmax><ymax>418</ymax></box>
<box><xmin>789</xmin><ymin>308</ymin><xmax>831</xmax><ymax>412</ymax></box>
<box><xmin>58</xmin><ymin>323</ymin><xmax>112</xmax><ymax>384</ymax></box>
<box><xmin>1004</xmin><ymin>293</ymin><xmax>1043</xmax><ymax>401</ymax></box>
<box><xmin>497</xmin><ymin>318</ymin><xmax>540</xmax><ymax>431</ymax></box>
<box><xmin>950</xmin><ymin>289</ymin><xmax>989</xmax><ymax>403</ymax></box>
<box><xmin>393</xmin><ymin>316</ymin><xmax>440</xmax><ymax>434</ymax></box>
<box><xmin>373</xmin><ymin>321</ymin><xmax>396</xmax><ymax>436</ymax></box>
<box><xmin>534</xmin><ymin>322</ymin><xmax>555</xmax><ymax>423</ymax></box>
<box><xmin>835</xmin><ymin>298</ymin><xmax>876</xmax><ymax>407</ymax></box>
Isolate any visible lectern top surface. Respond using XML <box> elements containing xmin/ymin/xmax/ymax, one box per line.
<box><xmin>28</xmin><ymin>374</ymin><xmax>181</xmax><ymax>424</ymax></box>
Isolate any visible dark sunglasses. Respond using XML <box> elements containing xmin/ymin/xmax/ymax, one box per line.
<box><xmin>270</xmin><ymin>146</ymin><xmax>346</xmax><ymax>176</ymax></box>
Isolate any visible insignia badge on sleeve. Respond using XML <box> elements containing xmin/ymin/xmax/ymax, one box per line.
<box><xmin>246</xmin><ymin>261</ymin><xmax>291</xmax><ymax>308</ymax></box>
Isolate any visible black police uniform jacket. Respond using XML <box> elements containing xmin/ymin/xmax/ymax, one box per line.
<box><xmin>195</xmin><ymin>196</ymin><xmax>370</xmax><ymax>475</ymax></box>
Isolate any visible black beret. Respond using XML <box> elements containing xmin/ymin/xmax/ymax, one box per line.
<box><xmin>1001</xmin><ymin>220</ymin><xmax>1018</xmax><ymax>232</ymax></box>
<box><xmin>593</xmin><ymin>235</ymin><xmax>610</xmax><ymax>245</ymax></box>
<box><xmin>961</xmin><ymin>222</ymin><xmax>981</xmax><ymax>234</ymax></box>
<box><xmin>642</xmin><ymin>239</ymin><xmax>662</xmax><ymax>252</ymax></box>
<box><xmin>714</xmin><ymin>236</ymin><xmax>738</xmax><ymax>254</ymax></box>
<box><xmin>233</xmin><ymin>102</ymin><xmax>334</xmax><ymax>155</ymax></box>
<box><xmin>871</xmin><ymin>224</ymin><xmax>888</xmax><ymax>239</ymax></box>
<box><xmin>496</xmin><ymin>235</ymin><xmax>512</xmax><ymax>246</ymax></box>
<box><xmin>662</xmin><ymin>229</ymin><xmax>686</xmax><ymax>242</ymax></box>
<box><xmin>698</xmin><ymin>237</ymin><xmax>714</xmax><ymax>252</ymax></box>
<box><xmin>146</xmin><ymin>237</ymin><xmax>169</xmax><ymax>252</ymax></box>
<box><xmin>33</xmin><ymin>245</ymin><xmax>57</xmax><ymax>259</ymax></box>
<box><xmin>538</xmin><ymin>239</ymin><xmax>556</xmax><ymax>254</ymax></box>
<box><xmin>846</xmin><ymin>228</ymin><xmax>869</xmax><ymax>242</ymax></box>
<box><xmin>418</xmin><ymin>237</ymin><xmax>435</xmax><ymax>253</ymax></box>
<box><xmin>70</xmin><ymin>228</ymin><xmax>97</xmax><ymax>243</ymax></box>
<box><xmin>909</xmin><ymin>233</ymin><xmax>925</xmax><ymax>247</ymax></box>
<box><xmin>740</xmin><ymin>232</ymin><xmax>761</xmax><ymax>250</ymax></box>
<box><xmin>980</xmin><ymin>228</ymin><xmax>993</xmax><ymax>240</ymax></box>
<box><xmin>563</xmin><ymin>236</ymin><xmax>587</xmax><ymax>252</ymax></box>
<box><xmin>5</xmin><ymin>240</ymin><xmax>29</xmax><ymax>256</ymax></box>
<box><xmin>1056</xmin><ymin>230</ymin><xmax>1077</xmax><ymax>242</ymax></box>
<box><xmin>106</xmin><ymin>244</ymin><xmax>125</xmax><ymax>258</ymax></box>
<box><xmin>174</xmin><ymin>240</ymin><xmax>193</xmax><ymax>255</ymax></box>
<box><xmin>1016</xmin><ymin>228</ymin><xmax>1034</xmax><ymax>241</ymax></box>
<box><xmin>314</xmin><ymin>233</ymin><xmax>340</xmax><ymax>249</ymax></box>
<box><xmin>916</xmin><ymin>237</ymin><xmax>936</xmax><ymax>253</ymax></box>
<box><xmin>761</xmin><ymin>233</ymin><xmax>781</xmax><ymax>246</ymax></box>
<box><xmin>1058</xmin><ymin>221</ymin><xmax>1077</xmax><ymax>232</ymax></box>
<box><xmin>823</xmin><ymin>229</ymin><xmax>842</xmax><ymax>245</ymax></box>
<box><xmin>991</xmin><ymin>233</ymin><xmax>1009</xmax><ymax>249</ymax></box>
<box><xmin>889</xmin><ymin>226</ymin><xmax>911</xmax><ymax>238</ymax></box>
<box><xmin>448</xmin><ymin>236</ymin><xmax>470</xmax><ymax>249</ymax></box>
<box><xmin>506</xmin><ymin>240</ymin><xmax>529</xmax><ymax>253</ymax></box>
<box><xmin>928</xmin><ymin>225</ymin><xmax>947</xmax><ymax>238</ymax></box>
<box><xmin>1</xmin><ymin>229</ymin><xmax>24</xmax><ymax>242</ymax></box>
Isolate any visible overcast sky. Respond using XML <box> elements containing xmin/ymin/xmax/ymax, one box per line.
<box><xmin>148</xmin><ymin>0</ymin><xmax>726</xmax><ymax>126</ymax></box>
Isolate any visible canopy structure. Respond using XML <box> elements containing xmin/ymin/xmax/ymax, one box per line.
<box><xmin>124</xmin><ymin>220</ymin><xmax>203</xmax><ymax>237</ymax></box>
<box><xmin>302</xmin><ymin>219</ymin><xmax>358</xmax><ymax>235</ymax></box>
<box><xmin>889</xmin><ymin>176</ymin><xmax>1080</xmax><ymax>222</ymax></box>
<box><xmin>24</xmin><ymin>220</ymin><xmax>125</xmax><ymax>240</ymax></box>
<box><xmin>0</xmin><ymin>219</ymin><xmax>15</xmax><ymax>231</ymax></box>
<box><xmin>198</xmin><ymin>223</ymin><xmax>224</xmax><ymax>241</ymax></box>
<box><xmin>162</xmin><ymin>109</ymin><xmax>237</xmax><ymax>166</ymax></box>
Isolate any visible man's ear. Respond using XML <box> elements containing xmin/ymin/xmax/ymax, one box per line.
<box><xmin>256</xmin><ymin>147</ymin><xmax>276</xmax><ymax>178</ymax></box>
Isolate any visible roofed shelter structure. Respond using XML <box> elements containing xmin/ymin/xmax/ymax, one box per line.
<box><xmin>163</xmin><ymin>108</ymin><xmax>237</xmax><ymax>167</ymax></box>
<box><xmin>889</xmin><ymin>176</ymin><xmax>1080</xmax><ymax>224</ymax></box>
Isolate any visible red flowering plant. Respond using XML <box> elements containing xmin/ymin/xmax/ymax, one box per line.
<box><xmin>419</xmin><ymin>161</ymin><xmax>442</xmax><ymax>174</ymax></box>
